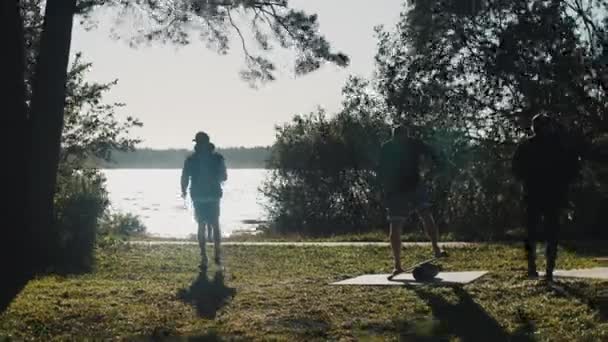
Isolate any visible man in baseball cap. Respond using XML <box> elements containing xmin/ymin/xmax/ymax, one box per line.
<box><xmin>181</xmin><ymin>131</ymin><xmax>227</xmax><ymax>272</ymax></box>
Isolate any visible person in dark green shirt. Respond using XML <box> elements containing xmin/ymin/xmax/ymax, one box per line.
<box><xmin>181</xmin><ymin>131</ymin><xmax>227</xmax><ymax>272</ymax></box>
<box><xmin>377</xmin><ymin>125</ymin><xmax>446</xmax><ymax>277</ymax></box>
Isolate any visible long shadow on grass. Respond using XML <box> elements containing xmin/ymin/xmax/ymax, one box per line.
<box><xmin>412</xmin><ymin>286</ymin><xmax>536</xmax><ymax>342</ymax></box>
<box><xmin>549</xmin><ymin>280</ymin><xmax>608</xmax><ymax>321</ymax></box>
<box><xmin>177</xmin><ymin>271</ymin><xmax>236</xmax><ymax>319</ymax></box>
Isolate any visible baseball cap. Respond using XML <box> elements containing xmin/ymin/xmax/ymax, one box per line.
<box><xmin>193</xmin><ymin>131</ymin><xmax>210</xmax><ymax>143</ymax></box>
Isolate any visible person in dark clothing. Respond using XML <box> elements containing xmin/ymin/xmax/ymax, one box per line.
<box><xmin>181</xmin><ymin>132</ymin><xmax>228</xmax><ymax>271</ymax></box>
<box><xmin>512</xmin><ymin>114</ymin><xmax>581</xmax><ymax>282</ymax></box>
<box><xmin>377</xmin><ymin>125</ymin><xmax>447</xmax><ymax>277</ymax></box>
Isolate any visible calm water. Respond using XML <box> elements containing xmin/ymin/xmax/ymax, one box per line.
<box><xmin>102</xmin><ymin>169</ymin><xmax>269</xmax><ymax>238</ymax></box>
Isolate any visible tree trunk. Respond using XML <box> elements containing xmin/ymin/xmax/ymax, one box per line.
<box><xmin>0</xmin><ymin>0</ymin><xmax>30</xmax><ymax>312</ymax></box>
<box><xmin>26</xmin><ymin>0</ymin><xmax>77</xmax><ymax>270</ymax></box>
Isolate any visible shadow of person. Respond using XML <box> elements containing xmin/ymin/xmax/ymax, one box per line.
<box><xmin>549</xmin><ymin>280</ymin><xmax>608</xmax><ymax>321</ymax></box>
<box><xmin>411</xmin><ymin>286</ymin><xmax>536</xmax><ymax>342</ymax></box>
<box><xmin>177</xmin><ymin>270</ymin><xmax>236</xmax><ymax>319</ymax></box>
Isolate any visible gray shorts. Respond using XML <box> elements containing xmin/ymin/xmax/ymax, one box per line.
<box><xmin>192</xmin><ymin>199</ymin><xmax>220</xmax><ymax>225</ymax></box>
<box><xmin>383</xmin><ymin>184</ymin><xmax>432</xmax><ymax>219</ymax></box>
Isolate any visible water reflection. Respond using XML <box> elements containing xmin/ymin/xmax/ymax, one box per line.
<box><xmin>103</xmin><ymin>169</ymin><xmax>268</xmax><ymax>238</ymax></box>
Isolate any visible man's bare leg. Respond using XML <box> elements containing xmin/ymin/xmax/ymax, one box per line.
<box><xmin>207</xmin><ymin>223</ymin><xmax>214</xmax><ymax>242</ymax></box>
<box><xmin>418</xmin><ymin>208</ymin><xmax>444</xmax><ymax>257</ymax></box>
<box><xmin>197</xmin><ymin>222</ymin><xmax>208</xmax><ymax>271</ymax></box>
<box><xmin>389</xmin><ymin>217</ymin><xmax>405</xmax><ymax>274</ymax></box>
<box><xmin>210</xmin><ymin>212</ymin><xmax>221</xmax><ymax>265</ymax></box>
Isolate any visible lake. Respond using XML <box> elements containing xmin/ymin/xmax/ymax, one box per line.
<box><xmin>102</xmin><ymin>169</ymin><xmax>269</xmax><ymax>238</ymax></box>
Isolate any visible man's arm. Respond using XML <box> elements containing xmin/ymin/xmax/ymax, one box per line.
<box><xmin>218</xmin><ymin>155</ymin><xmax>227</xmax><ymax>182</ymax></box>
<box><xmin>420</xmin><ymin>140</ymin><xmax>445</xmax><ymax>171</ymax></box>
<box><xmin>181</xmin><ymin>158</ymin><xmax>190</xmax><ymax>198</ymax></box>
<box><xmin>375</xmin><ymin>144</ymin><xmax>389</xmax><ymax>196</ymax></box>
<box><xmin>376</xmin><ymin>146</ymin><xmax>385</xmax><ymax>181</ymax></box>
<box><xmin>563</xmin><ymin>147</ymin><xmax>582</xmax><ymax>184</ymax></box>
<box><xmin>511</xmin><ymin>143</ymin><xmax>527</xmax><ymax>181</ymax></box>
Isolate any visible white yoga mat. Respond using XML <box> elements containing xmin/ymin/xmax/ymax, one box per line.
<box><xmin>331</xmin><ymin>271</ymin><xmax>489</xmax><ymax>286</ymax></box>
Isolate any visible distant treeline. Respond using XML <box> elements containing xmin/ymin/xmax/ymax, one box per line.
<box><xmin>94</xmin><ymin>147</ymin><xmax>272</xmax><ymax>169</ymax></box>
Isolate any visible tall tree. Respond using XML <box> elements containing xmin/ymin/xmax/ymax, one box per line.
<box><xmin>376</xmin><ymin>0</ymin><xmax>608</xmax><ymax>141</ymax></box>
<box><xmin>0</xmin><ymin>0</ymin><xmax>29</xmax><ymax>311</ymax></box>
<box><xmin>26</xmin><ymin>0</ymin><xmax>79</xmax><ymax>271</ymax></box>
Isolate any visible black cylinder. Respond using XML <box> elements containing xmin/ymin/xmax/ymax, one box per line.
<box><xmin>412</xmin><ymin>263</ymin><xmax>440</xmax><ymax>282</ymax></box>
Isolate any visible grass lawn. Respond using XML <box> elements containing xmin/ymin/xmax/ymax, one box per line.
<box><xmin>0</xmin><ymin>243</ymin><xmax>607</xmax><ymax>341</ymax></box>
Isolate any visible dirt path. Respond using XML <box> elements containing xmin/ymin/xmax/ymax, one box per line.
<box><xmin>130</xmin><ymin>240</ymin><xmax>474</xmax><ymax>247</ymax></box>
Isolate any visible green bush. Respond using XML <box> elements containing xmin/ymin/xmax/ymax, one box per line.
<box><xmin>50</xmin><ymin>170</ymin><xmax>148</xmax><ymax>273</ymax></box>
<box><xmin>98</xmin><ymin>212</ymin><xmax>147</xmax><ymax>248</ymax></box>
<box><xmin>51</xmin><ymin>170</ymin><xmax>109</xmax><ymax>274</ymax></box>
<box><xmin>262</xmin><ymin>108</ymin><xmax>522</xmax><ymax>239</ymax></box>
<box><xmin>262</xmin><ymin>106</ymin><xmax>389</xmax><ymax>236</ymax></box>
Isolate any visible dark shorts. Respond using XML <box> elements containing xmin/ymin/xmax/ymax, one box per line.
<box><xmin>192</xmin><ymin>199</ymin><xmax>220</xmax><ymax>224</ymax></box>
<box><xmin>383</xmin><ymin>184</ymin><xmax>432</xmax><ymax>219</ymax></box>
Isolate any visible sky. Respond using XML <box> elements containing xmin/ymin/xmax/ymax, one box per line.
<box><xmin>70</xmin><ymin>1</ymin><xmax>404</xmax><ymax>149</ymax></box>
